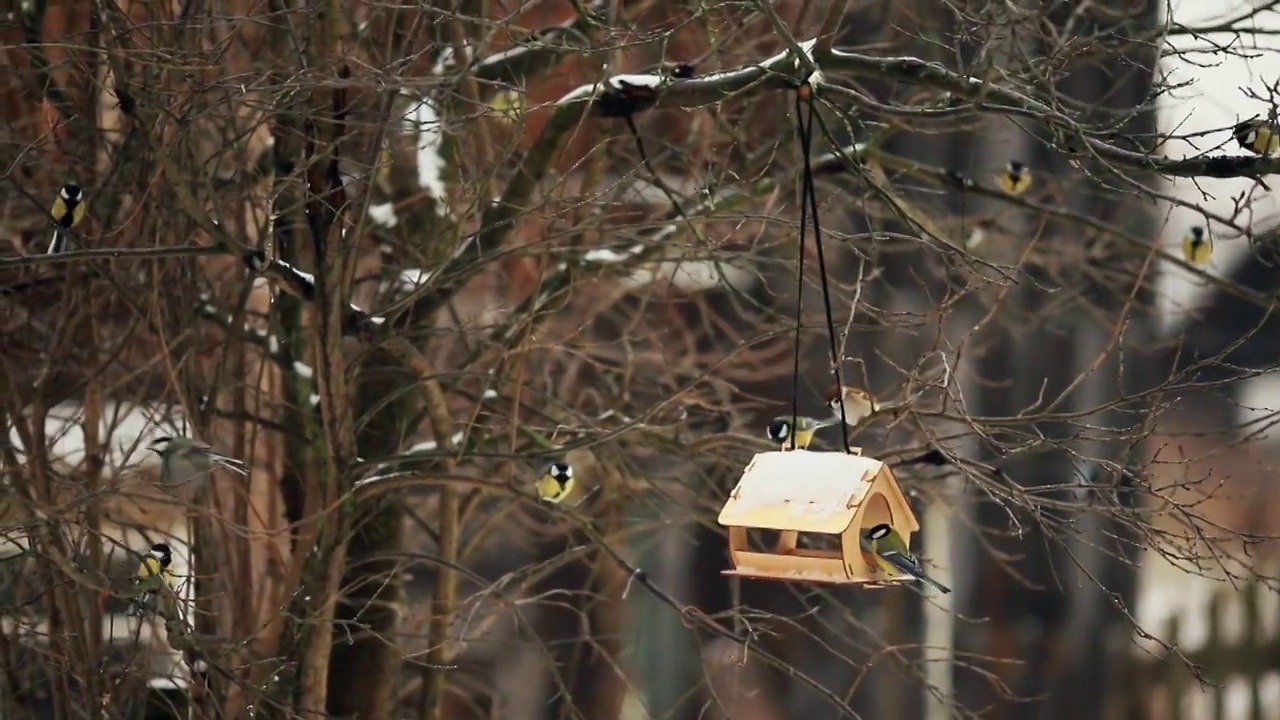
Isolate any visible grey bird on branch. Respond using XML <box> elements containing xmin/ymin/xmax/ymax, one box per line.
<box><xmin>149</xmin><ymin>436</ymin><xmax>247</xmax><ymax>499</ymax></box>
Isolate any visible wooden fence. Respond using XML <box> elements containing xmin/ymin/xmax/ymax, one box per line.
<box><xmin>1119</xmin><ymin>581</ymin><xmax>1280</xmax><ymax>720</ymax></box>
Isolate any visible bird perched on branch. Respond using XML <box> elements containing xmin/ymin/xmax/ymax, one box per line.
<box><xmin>1234</xmin><ymin>118</ymin><xmax>1280</xmax><ymax>156</ymax></box>
<box><xmin>765</xmin><ymin>415</ymin><xmax>834</xmax><ymax>451</ymax></box>
<box><xmin>823</xmin><ymin>385</ymin><xmax>877</xmax><ymax>427</ymax></box>
<box><xmin>47</xmin><ymin>182</ymin><xmax>86</xmax><ymax>254</ymax></box>
<box><xmin>592</xmin><ymin>63</ymin><xmax>693</xmax><ymax>119</ymax></box>
<box><xmin>861</xmin><ymin>524</ymin><xmax>951</xmax><ymax>594</ymax></box>
<box><xmin>535</xmin><ymin>460</ymin><xmax>575</xmax><ymax>504</ymax></box>
<box><xmin>149</xmin><ymin>436</ymin><xmax>246</xmax><ymax>499</ymax></box>
<box><xmin>126</xmin><ymin>542</ymin><xmax>176</xmax><ymax>617</ymax></box>
<box><xmin>994</xmin><ymin>160</ymin><xmax>1031</xmax><ymax>196</ymax></box>
<box><xmin>1181</xmin><ymin>225</ymin><xmax>1213</xmax><ymax>265</ymax></box>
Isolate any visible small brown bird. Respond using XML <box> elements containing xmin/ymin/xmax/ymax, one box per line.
<box><xmin>822</xmin><ymin>385</ymin><xmax>877</xmax><ymax>427</ymax></box>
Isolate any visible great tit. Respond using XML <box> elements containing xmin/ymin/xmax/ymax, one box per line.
<box><xmin>822</xmin><ymin>385</ymin><xmax>877</xmax><ymax>427</ymax></box>
<box><xmin>861</xmin><ymin>523</ymin><xmax>951</xmax><ymax>594</ymax></box>
<box><xmin>1234</xmin><ymin>118</ymin><xmax>1280</xmax><ymax>156</ymax></box>
<box><xmin>994</xmin><ymin>160</ymin><xmax>1031</xmax><ymax>196</ymax></box>
<box><xmin>535</xmin><ymin>460</ymin><xmax>575</xmax><ymax>504</ymax></box>
<box><xmin>47</xmin><ymin>182</ymin><xmax>86</xmax><ymax>254</ymax></box>
<box><xmin>127</xmin><ymin>542</ymin><xmax>175</xmax><ymax>617</ymax></box>
<box><xmin>1181</xmin><ymin>225</ymin><xmax>1212</xmax><ymax>265</ymax></box>
<box><xmin>765</xmin><ymin>415</ymin><xmax>834</xmax><ymax>451</ymax></box>
<box><xmin>149</xmin><ymin>436</ymin><xmax>246</xmax><ymax>498</ymax></box>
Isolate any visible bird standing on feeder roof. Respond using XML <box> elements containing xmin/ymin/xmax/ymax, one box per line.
<box><xmin>994</xmin><ymin>160</ymin><xmax>1031</xmax><ymax>196</ymax></box>
<box><xmin>765</xmin><ymin>415</ymin><xmax>836</xmax><ymax>451</ymax></box>
<box><xmin>1234</xmin><ymin>117</ymin><xmax>1280</xmax><ymax>156</ymax></box>
<box><xmin>823</xmin><ymin>385</ymin><xmax>877</xmax><ymax>428</ymax></box>
<box><xmin>1181</xmin><ymin>225</ymin><xmax>1213</xmax><ymax>265</ymax></box>
<box><xmin>535</xmin><ymin>460</ymin><xmax>575</xmax><ymax>504</ymax></box>
<box><xmin>861</xmin><ymin>523</ymin><xmax>951</xmax><ymax>594</ymax></box>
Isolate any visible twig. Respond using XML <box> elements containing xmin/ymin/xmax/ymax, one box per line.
<box><xmin>0</xmin><ymin>244</ymin><xmax>227</xmax><ymax>269</ymax></box>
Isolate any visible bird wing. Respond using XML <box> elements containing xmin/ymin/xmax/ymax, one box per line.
<box><xmin>880</xmin><ymin>550</ymin><xmax>952</xmax><ymax>593</ymax></box>
<box><xmin>880</xmin><ymin>549</ymin><xmax>924</xmax><ymax>577</ymax></box>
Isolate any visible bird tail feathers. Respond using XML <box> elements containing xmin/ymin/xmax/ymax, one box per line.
<box><xmin>126</xmin><ymin>595</ymin><xmax>153</xmax><ymax>618</ymax></box>
<box><xmin>47</xmin><ymin>230</ymin><xmax>65</xmax><ymax>255</ymax></box>
<box><xmin>211</xmin><ymin>455</ymin><xmax>248</xmax><ymax>475</ymax></box>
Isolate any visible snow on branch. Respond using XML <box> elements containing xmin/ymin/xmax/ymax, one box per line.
<box><xmin>401</xmin><ymin>92</ymin><xmax>449</xmax><ymax>213</ymax></box>
<box><xmin>555</xmin><ymin>39</ymin><xmax>816</xmax><ymax>112</ymax></box>
<box><xmin>470</xmin><ymin>2</ymin><xmax>605</xmax><ymax>85</ymax></box>
<box><xmin>243</xmin><ymin>251</ymin><xmax>387</xmax><ymax>336</ymax></box>
<box><xmin>544</xmin><ymin>36</ymin><xmax>1279</xmax><ymax>180</ymax></box>
<box><xmin>352</xmin><ymin>430</ymin><xmax>481</xmax><ymax>488</ymax></box>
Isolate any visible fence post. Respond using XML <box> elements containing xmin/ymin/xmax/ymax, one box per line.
<box><xmin>1243</xmin><ymin>582</ymin><xmax>1262</xmax><ymax>720</ymax></box>
<box><xmin>1168</xmin><ymin>614</ymin><xmax>1184</xmax><ymax>720</ymax></box>
<box><xmin>1209</xmin><ymin>592</ymin><xmax>1224</xmax><ymax>720</ymax></box>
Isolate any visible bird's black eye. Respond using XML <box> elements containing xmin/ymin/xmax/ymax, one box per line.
<box><xmin>670</xmin><ymin>63</ymin><xmax>695</xmax><ymax>79</ymax></box>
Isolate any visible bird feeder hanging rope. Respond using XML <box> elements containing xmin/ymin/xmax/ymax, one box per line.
<box><xmin>790</xmin><ymin>76</ymin><xmax>854</xmax><ymax>454</ymax></box>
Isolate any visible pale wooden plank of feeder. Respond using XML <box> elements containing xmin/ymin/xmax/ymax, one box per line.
<box><xmin>717</xmin><ymin>450</ymin><xmax>885</xmax><ymax>534</ymax></box>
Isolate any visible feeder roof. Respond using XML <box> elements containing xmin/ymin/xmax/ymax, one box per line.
<box><xmin>717</xmin><ymin>450</ymin><xmax>890</xmax><ymax>534</ymax></box>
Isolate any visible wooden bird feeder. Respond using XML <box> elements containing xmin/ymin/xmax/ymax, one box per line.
<box><xmin>716</xmin><ymin>449</ymin><xmax>920</xmax><ymax>586</ymax></box>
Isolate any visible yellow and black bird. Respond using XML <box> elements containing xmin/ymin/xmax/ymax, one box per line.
<box><xmin>1181</xmin><ymin>225</ymin><xmax>1213</xmax><ymax>265</ymax></box>
<box><xmin>861</xmin><ymin>523</ymin><xmax>951</xmax><ymax>594</ymax></box>
<box><xmin>1234</xmin><ymin>118</ymin><xmax>1280</xmax><ymax>156</ymax></box>
<box><xmin>766</xmin><ymin>415</ymin><xmax>834</xmax><ymax>451</ymax></box>
<box><xmin>995</xmin><ymin>160</ymin><xmax>1031</xmax><ymax>196</ymax></box>
<box><xmin>535</xmin><ymin>460</ymin><xmax>575</xmax><ymax>504</ymax></box>
<box><xmin>47</xmin><ymin>182</ymin><xmax>86</xmax><ymax>254</ymax></box>
<box><xmin>126</xmin><ymin>542</ymin><xmax>176</xmax><ymax>617</ymax></box>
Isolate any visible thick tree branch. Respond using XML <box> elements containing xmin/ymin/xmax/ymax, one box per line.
<box><xmin>547</xmin><ymin>41</ymin><xmax>1276</xmax><ymax>181</ymax></box>
<box><xmin>469</xmin><ymin>0</ymin><xmax>606</xmax><ymax>86</ymax></box>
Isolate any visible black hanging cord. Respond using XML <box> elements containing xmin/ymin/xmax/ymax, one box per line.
<box><xmin>789</xmin><ymin>112</ymin><xmax>808</xmax><ymax>452</ymax></box>
<box><xmin>793</xmin><ymin>79</ymin><xmax>853</xmax><ymax>454</ymax></box>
